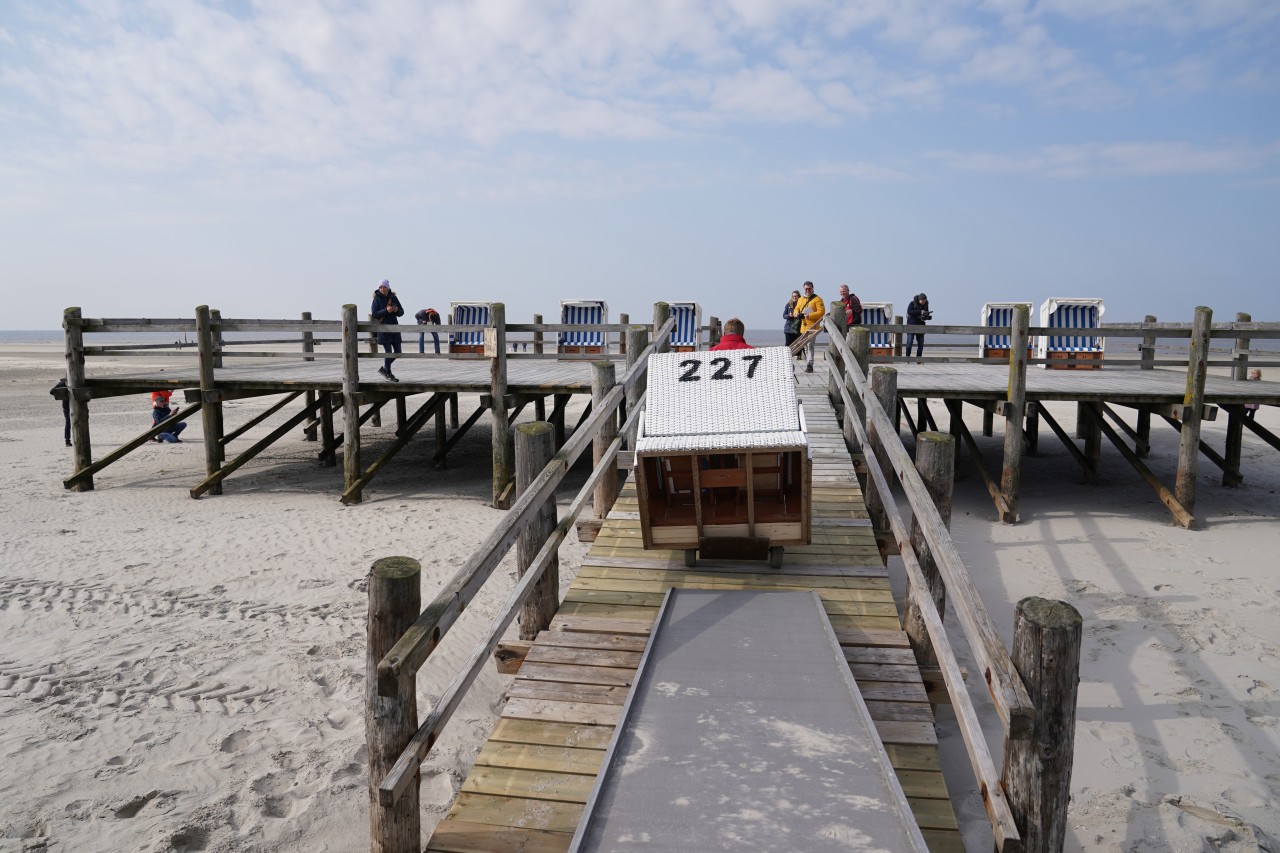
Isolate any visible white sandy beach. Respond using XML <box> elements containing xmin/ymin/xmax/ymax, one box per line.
<box><xmin>1</xmin><ymin>343</ymin><xmax>1278</xmax><ymax>852</ymax></box>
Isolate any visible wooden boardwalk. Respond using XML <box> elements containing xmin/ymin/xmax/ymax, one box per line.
<box><xmin>424</xmin><ymin>369</ymin><xmax>964</xmax><ymax>853</ymax></box>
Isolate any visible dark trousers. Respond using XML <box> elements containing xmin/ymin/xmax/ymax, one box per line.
<box><xmin>905</xmin><ymin>330</ymin><xmax>924</xmax><ymax>357</ymax></box>
<box><xmin>379</xmin><ymin>332</ymin><xmax>402</xmax><ymax>370</ymax></box>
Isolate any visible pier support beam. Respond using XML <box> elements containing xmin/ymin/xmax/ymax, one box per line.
<box><xmin>489</xmin><ymin>303</ymin><xmax>511</xmax><ymax>508</ymax></box>
<box><xmin>319</xmin><ymin>392</ymin><xmax>337</xmax><ymax>466</ymax></box>
<box><xmin>63</xmin><ymin>307</ymin><xmax>93</xmax><ymax>491</ymax></box>
<box><xmin>366</xmin><ymin>556</ymin><xmax>421</xmax><ymax>853</ymax></box>
<box><xmin>1175</xmin><ymin>306</ymin><xmax>1212</xmax><ymax>519</ymax></box>
<box><xmin>624</xmin><ymin>326</ymin><xmax>649</xmax><ymax>449</ymax></box>
<box><xmin>1233</xmin><ymin>311</ymin><xmax>1252</xmax><ymax>381</ymax></box>
<box><xmin>1002</xmin><ymin>597</ymin><xmax>1082</xmax><ymax>853</ymax></box>
<box><xmin>592</xmin><ymin>362</ymin><xmax>619</xmax><ymax>524</ymax></box>
<box><xmin>516</xmin><ymin>423</ymin><xmax>558</xmax><ymax>641</ymax></box>
<box><xmin>999</xmin><ymin>305</ymin><xmax>1029</xmax><ymax>524</ymax></box>
<box><xmin>302</xmin><ymin>311</ymin><xmax>318</xmax><ymax>441</ymax></box>
<box><xmin>652</xmin><ymin>302</ymin><xmax>671</xmax><ymax>354</ymax></box>
<box><xmin>342</xmin><ymin>304</ymin><xmax>363</xmax><ymax>502</ymax></box>
<box><xmin>196</xmin><ymin>305</ymin><xmax>225</xmax><ymax>495</ymax></box>
<box><xmin>865</xmin><ymin>366</ymin><xmax>897</xmax><ymax>538</ymax></box>
<box><xmin>1082</xmin><ymin>402</ymin><xmax>1103</xmax><ymax>482</ymax></box>
<box><xmin>903</xmin><ymin>432</ymin><xmax>954</xmax><ymax>668</ymax></box>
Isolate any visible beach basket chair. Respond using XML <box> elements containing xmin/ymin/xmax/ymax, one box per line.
<box><xmin>559</xmin><ymin>299</ymin><xmax>609</xmax><ymax>356</ymax></box>
<box><xmin>668</xmin><ymin>302</ymin><xmax>702</xmax><ymax>351</ymax></box>
<box><xmin>1037</xmin><ymin>298</ymin><xmax>1105</xmax><ymax>369</ymax></box>
<box><xmin>979</xmin><ymin>302</ymin><xmax>1035</xmax><ymax>361</ymax></box>
<box><xmin>634</xmin><ymin>346</ymin><xmax>810</xmax><ymax>568</ymax></box>
<box><xmin>859</xmin><ymin>302</ymin><xmax>894</xmax><ymax>355</ymax></box>
<box><xmin>449</xmin><ymin>302</ymin><xmax>491</xmax><ymax>356</ymax></box>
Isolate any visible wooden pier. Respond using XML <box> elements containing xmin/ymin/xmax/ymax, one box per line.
<box><xmin>422</xmin><ymin>373</ymin><xmax>964</xmax><ymax>852</ymax></box>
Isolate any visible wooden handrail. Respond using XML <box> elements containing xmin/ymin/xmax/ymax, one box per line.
<box><xmin>377</xmin><ymin>398</ymin><xmax>645</xmax><ymax>806</ymax></box>
<box><xmin>831</xmin><ymin>357</ymin><xmax>1022</xmax><ymax>851</ymax></box>
<box><xmin>374</xmin><ymin>318</ymin><xmax>673</xmax><ymax>697</ymax></box>
<box><xmin>823</xmin><ymin>316</ymin><xmax>1035</xmax><ymax>738</ymax></box>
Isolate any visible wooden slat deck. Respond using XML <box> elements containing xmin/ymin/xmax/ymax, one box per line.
<box><xmin>424</xmin><ymin>369</ymin><xmax>964</xmax><ymax>853</ymax></box>
<box><xmin>80</xmin><ymin>357</ymin><xmax>602</xmax><ymax>397</ymax></box>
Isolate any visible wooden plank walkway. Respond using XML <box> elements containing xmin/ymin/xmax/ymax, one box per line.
<box><xmin>424</xmin><ymin>365</ymin><xmax>964</xmax><ymax>853</ymax></box>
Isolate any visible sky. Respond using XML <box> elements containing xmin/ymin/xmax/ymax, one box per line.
<box><xmin>1</xmin><ymin>0</ymin><xmax>1278</xmax><ymax>332</ymax></box>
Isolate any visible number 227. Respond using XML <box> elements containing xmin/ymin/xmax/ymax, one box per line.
<box><xmin>678</xmin><ymin>355</ymin><xmax>763</xmax><ymax>382</ymax></box>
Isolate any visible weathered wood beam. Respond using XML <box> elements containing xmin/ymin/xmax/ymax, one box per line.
<box><xmin>1000</xmin><ymin>304</ymin><xmax>1029</xmax><ymax>524</ymax></box>
<box><xmin>63</xmin><ymin>307</ymin><xmax>93</xmax><ymax>491</ymax></box>
<box><xmin>1081</xmin><ymin>404</ymin><xmax>1195</xmax><ymax>529</ymax></box>
<box><xmin>945</xmin><ymin>399</ymin><xmax>1013</xmax><ymax>520</ymax></box>
<box><xmin>219</xmin><ymin>391</ymin><xmax>303</xmax><ymax>446</ymax></box>
<box><xmin>62</xmin><ymin>403</ymin><xmax>203</xmax><ymax>490</ymax></box>
<box><xmin>431</xmin><ymin>402</ymin><xmax>487</xmax><ymax>465</ymax></box>
<box><xmin>341</xmin><ymin>305</ymin><xmax>363</xmax><ymax>501</ymax></box>
<box><xmin>196</xmin><ymin>305</ymin><xmax>224</xmax><ymax>495</ymax></box>
<box><xmin>490</xmin><ymin>302</ymin><xmax>510</xmax><ymax>507</ymax></box>
<box><xmin>191</xmin><ymin>395</ymin><xmax>325</xmax><ymax>499</ymax></box>
<box><xmin>340</xmin><ymin>394</ymin><xmax>448</xmax><ymax>505</ymax></box>
<box><xmin>1034</xmin><ymin>403</ymin><xmax>1093</xmax><ymax>480</ymax></box>
<box><xmin>1175</xmin><ymin>306</ymin><xmax>1212</xmax><ymax>516</ymax></box>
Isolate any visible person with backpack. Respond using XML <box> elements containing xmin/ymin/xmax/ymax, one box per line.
<box><xmin>415</xmin><ymin>307</ymin><xmax>441</xmax><ymax>354</ymax></box>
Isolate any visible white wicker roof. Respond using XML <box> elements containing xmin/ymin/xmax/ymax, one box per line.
<box><xmin>637</xmin><ymin>346</ymin><xmax>804</xmax><ymax>453</ymax></box>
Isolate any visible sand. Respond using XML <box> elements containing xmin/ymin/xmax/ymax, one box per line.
<box><xmin>1</xmin><ymin>343</ymin><xmax>1277</xmax><ymax>852</ymax></box>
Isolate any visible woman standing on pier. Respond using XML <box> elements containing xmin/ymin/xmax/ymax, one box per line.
<box><xmin>372</xmin><ymin>279</ymin><xmax>405</xmax><ymax>381</ymax></box>
<box><xmin>783</xmin><ymin>289</ymin><xmax>802</xmax><ymax>352</ymax></box>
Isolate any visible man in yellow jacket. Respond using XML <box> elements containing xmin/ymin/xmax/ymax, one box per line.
<box><xmin>794</xmin><ymin>281</ymin><xmax>825</xmax><ymax>372</ymax></box>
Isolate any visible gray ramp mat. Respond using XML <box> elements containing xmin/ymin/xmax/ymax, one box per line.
<box><xmin>571</xmin><ymin>588</ymin><xmax>928</xmax><ymax>852</ymax></box>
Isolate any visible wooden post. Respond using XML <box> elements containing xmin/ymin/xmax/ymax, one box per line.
<box><xmin>210</xmin><ymin>308</ymin><xmax>224</xmax><ymax>370</ymax></box>
<box><xmin>1233</xmin><ymin>311</ymin><xmax>1252</xmax><ymax>381</ymax></box>
<box><xmin>1002</xmin><ymin>596</ymin><xmax>1083</xmax><ymax>853</ymax></box>
<box><xmin>625</xmin><ymin>326</ymin><xmax>649</xmax><ymax>449</ymax></box>
<box><xmin>448</xmin><ymin>393</ymin><xmax>459</xmax><ymax>430</ymax></box>
<box><xmin>366</xmin><ymin>556</ymin><xmax>421</xmax><ymax>853</ymax></box>
<box><xmin>551</xmin><ymin>393</ymin><xmax>569</xmax><ymax>448</ymax></box>
<box><xmin>892</xmin><ymin>314</ymin><xmax>903</xmax><ymax>358</ymax></box>
<box><xmin>63</xmin><ymin>307</ymin><xmax>93</xmax><ymax>491</ymax></box>
<box><xmin>533</xmin><ymin>313</ymin><xmax>544</xmax><ymax>356</ymax></box>
<box><xmin>1025</xmin><ymin>401</ymin><xmax>1040</xmax><ymax>455</ymax></box>
<box><xmin>653</xmin><ymin>302</ymin><xmax>671</xmax><ymax>354</ymax></box>
<box><xmin>592</xmin><ymin>362</ymin><xmax>618</xmax><ymax>519</ymax></box>
<box><xmin>195</xmin><ymin>305</ymin><xmax>224</xmax><ymax>494</ymax></box>
<box><xmin>531</xmin><ymin>314</ymin><xmax>546</xmax><ymax>421</ymax></box>
<box><xmin>1082</xmin><ymin>402</ymin><xmax>1102</xmax><ymax>483</ymax></box>
<box><xmin>849</xmin><ymin>327</ymin><xmax>870</xmax><ymax>426</ymax></box>
<box><xmin>319</xmin><ymin>392</ymin><xmax>336</xmax><ymax>467</ymax></box>
<box><xmin>1000</xmin><ymin>304</ymin><xmax>1029</xmax><ymax>524</ymax></box>
<box><xmin>706</xmin><ymin>316</ymin><xmax>720</xmax><ymax>349</ymax></box>
<box><xmin>1176</xmin><ymin>306</ymin><xmax>1212</xmax><ymax>517</ymax></box>
<box><xmin>1136</xmin><ymin>315</ymin><xmax>1157</xmax><ymax>457</ymax></box>
<box><xmin>342</xmin><ymin>305</ymin><xmax>362</xmax><ymax>502</ymax></box>
<box><xmin>982</xmin><ymin>410</ymin><xmax>994</xmax><ymax>437</ymax></box>
<box><xmin>903</xmin><ymin>432</ymin><xmax>954</xmax><ymax>668</ymax></box>
<box><xmin>865</xmin><ymin>366</ymin><xmax>897</xmax><ymax>535</ymax></box>
<box><xmin>367</xmin><ymin>314</ymin><xmax>382</xmax><ymax>428</ymax></box>
<box><xmin>490</xmin><ymin>303</ymin><xmax>510</xmax><ymax>507</ymax></box>
<box><xmin>618</xmin><ymin>313</ymin><xmax>629</xmax><ymax>355</ymax></box>
<box><xmin>514</xmin><ymin>423</ymin><xmax>558</xmax><ymax>640</ymax></box>
<box><xmin>302</xmin><ymin>312</ymin><xmax>318</xmax><ymax>441</ymax></box>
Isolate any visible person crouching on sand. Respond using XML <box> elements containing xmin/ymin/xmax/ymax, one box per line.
<box><xmin>151</xmin><ymin>390</ymin><xmax>186</xmax><ymax>442</ymax></box>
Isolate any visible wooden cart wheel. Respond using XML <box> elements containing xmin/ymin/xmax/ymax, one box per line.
<box><xmin>768</xmin><ymin>546</ymin><xmax>784</xmax><ymax>569</ymax></box>
<box><xmin>683</xmin><ymin>549</ymin><xmax>697</xmax><ymax>568</ymax></box>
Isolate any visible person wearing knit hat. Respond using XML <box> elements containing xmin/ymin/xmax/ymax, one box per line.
<box><xmin>371</xmin><ymin>280</ymin><xmax>405</xmax><ymax>381</ymax></box>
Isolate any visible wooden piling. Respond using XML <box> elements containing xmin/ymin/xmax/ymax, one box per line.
<box><xmin>1233</xmin><ymin>311</ymin><xmax>1252</xmax><ymax>381</ymax></box>
<box><xmin>341</xmin><ymin>305</ymin><xmax>362</xmax><ymax>502</ymax></box>
<box><xmin>1140</xmin><ymin>314</ymin><xmax>1157</xmax><ymax>371</ymax></box>
<box><xmin>592</xmin><ymin>362</ymin><xmax>618</xmax><ymax>519</ymax></box>
<box><xmin>62</xmin><ymin>308</ymin><xmax>93</xmax><ymax>491</ymax></box>
<box><xmin>617</xmin><ymin>313</ymin><xmax>628</xmax><ymax>354</ymax></box>
<box><xmin>1001</xmin><ymin>596</ymin><xmax>1083</xmax><ymax>853</ymax></box>
<box><xmin>849</xmin><ymin>327</ymin><xmax>870</xmax><ymax>425</ymax></box>
<box><xmin>196</xmin><ymin>305</ymin><xmax>224</xmax><ymax>495</ymax></box>
<box><xmin>652</xmin><ymin>302</ymin><xmax>671</xmax><ymax>354</ymax></box>
<box><xmin>625</xmin><ymin>326</ymin><xmax>649</xmax><ymax>449</ymax></box>
<box><xmin>903</xmin><ymin>432</ymin><xmax>954</xmax><ymax>668</ymax></box>
<box><xmin>1082</xmin><ymin>402</ymin><xmax>1103</xmax><ymax>482</ymax></box>
<box><xmin>1025</xmin><ymin>401</ymin><xmax>1040</xmax><ymax>456</ymax></box>
<box><xmin>302</xmin><ymin>312</ymin><xmax>318</xmax><ymax>441</ymax></box>
<box><xmin>865</xmin><ymin>366</ymin><xmax>898</xmax><ymax>536</ymax></box>
<box><xmin>448</xmin><ymin>393</ymin><xmax>459</xmax><ymax>430</ymax></box>
<box><xmin>1224</xmin><ymin>311</ymin><xmax>1251</xmax><ymax>486</ymax></box>
<box><xmin>1174</xmin><ymin>306</ymin><xmax>1212</xmax><ymax>517</ymax></box>
<box><xmin>319</xmin><ymin>391</ymin><xmax>336</xmax><ymax>467</ymax></box>
<box><xmin>366</xmin><ymin>556</ymin><xmax>421</xmax><ymax>853</ymax></box>
<box><xmin>999</xmin><ymin>304</ymin><xmax>1029</xmax><ymax>524</ymax></box>
<box><xmin>515</xmin><ymin>423</ymin><xmax>558</xmax><ymax>640</ymax></box>
<box><xmin>892</xmin><ymin>314</ymin><xmax>903</xmax><ymax>358</ymax></box>
<box><xmin>708</xmin><ymin>316</ymin><xmax>721</xmax><ymax>349</ymax></box>
<box><xmin>489</xmin><ymin>303</ymin><xmax>511</xmax><ymax>508</ymax></box>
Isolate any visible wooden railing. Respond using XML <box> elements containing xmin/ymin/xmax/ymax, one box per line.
<box><xmin>823</xmin><ymin>312</ymin><xmax>1084</xmax><ymax>853</ymax></box>
<box><xmin>363</xmin><ymin>317</ymin><xmax>675</xmax><ymax>851</ymax></box>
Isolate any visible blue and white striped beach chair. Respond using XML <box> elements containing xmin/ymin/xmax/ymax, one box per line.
<box><xmin>979</xmin><ymin>302</ymin><xmax>1034</xmax><ymax>360</ymax></box>
<box><xmin>668</xmin><ymin>302</ymin><xmax>701</xmax><ymax>351</ymax></box>
<box><xmin>1036</xmin><ymin>298</ymin><xmax>1105</xmax><ymax>369</ymax></box>
<box><xmin>559</xmin><ymin>300</ymin><xmax>609</xmax><ymax>355</ymax></box>
<box><xmin>449</xmin><ymin>302</ymin><xmax>490</xmax><ymax>355</ymax></box>
<box><xmin>859</xmin><ymin>302</ymin><xmax>893</xmax><ymax>352</ymax></box>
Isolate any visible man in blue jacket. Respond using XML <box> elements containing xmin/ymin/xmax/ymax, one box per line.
<box><xmin>372</xmin><ymin>279</ymin><xmax>405</xmax><ymax>381</ymax></box>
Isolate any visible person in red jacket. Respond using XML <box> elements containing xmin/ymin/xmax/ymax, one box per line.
<box><xmin>710</xmin><ymin>318</ymin><xmax>753</xmax><ymax>350</ymax></box>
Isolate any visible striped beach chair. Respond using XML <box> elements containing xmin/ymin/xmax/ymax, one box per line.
<box><xmin>859</xmin><ymin>302</ymin><xmax>893</xmax><ymax>354</ymax></box>
<box><xmin>559</xmin><ymin>300</ymin><xmax>609</xmax><ymax>355</ymax></box>
<box><xmin>1036</xmin><ymin>298</ymin><xmax>1105</xmax><ymax>369</ymax></box>
<box><xmin>449</xmin><ymin>302</ymin><xmax>490</xmax><ymax>356</ymax></box>
<box><xmin>979</xmin><ymin>302</ymin><xmax>1034</xmax><ymax>361</ymax></box>
<box><xmin>668</xmin><ymin>302</ymin><xmax>701</xmax><ymax>351</ymax></box>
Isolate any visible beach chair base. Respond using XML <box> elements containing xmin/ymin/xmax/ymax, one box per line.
<box><xmin>1047</xmin><ymin>351</ymin><xmax>1103</xmax><ymax>370</ymax></box>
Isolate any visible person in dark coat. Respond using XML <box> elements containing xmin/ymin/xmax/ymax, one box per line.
<box><xmin>905</xmin><ymin>293</ymin><xmax>931</xmax><ymax>359</ymax></box>
<box><xmin>51</xmin><ymin>378</ymin><xmax>71</xmax><ymax>446</ymax></box>
<box><xmin>783</xmin><ymin>289</ymin><xmax>801</xmax><ymax>351</ymax></box>
<box><xmin>371</xmin><ymin>279</ymin><xmax>405</xmax><ymax>381</ymax></box>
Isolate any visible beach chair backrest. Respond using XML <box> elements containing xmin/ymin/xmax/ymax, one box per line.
<box><xmin>668</xmin><ymin>302</ymin><xmax>701</xmax><ymax>349</ymax></box>
<box><xmin>860</xmin><ymin>302</ymin><xmax>893</xmax><ymax>348</ymax></box>
<box><xmin>560</xmin><ymin>300</ymin><xmax>608</xmax><ymax>347</ymax></box>
<box><xmin>450</xmin><ymin>302</ymin><xmax>490</xmax><ymax>347</ymax></box>
<box><xmin>980</xmin><ymin>302</ymin><xmax>1034</xmax><ymax>353</ymax></box>
<box><xmin>1039</xmin><ymin>298</ymin><xmax>1105</xmax><ymax>353</ymax></box>
<box><xmin>644</xmin><ymin>347</ymin><xmax>799</xmax><ymax>440</ymax></box>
